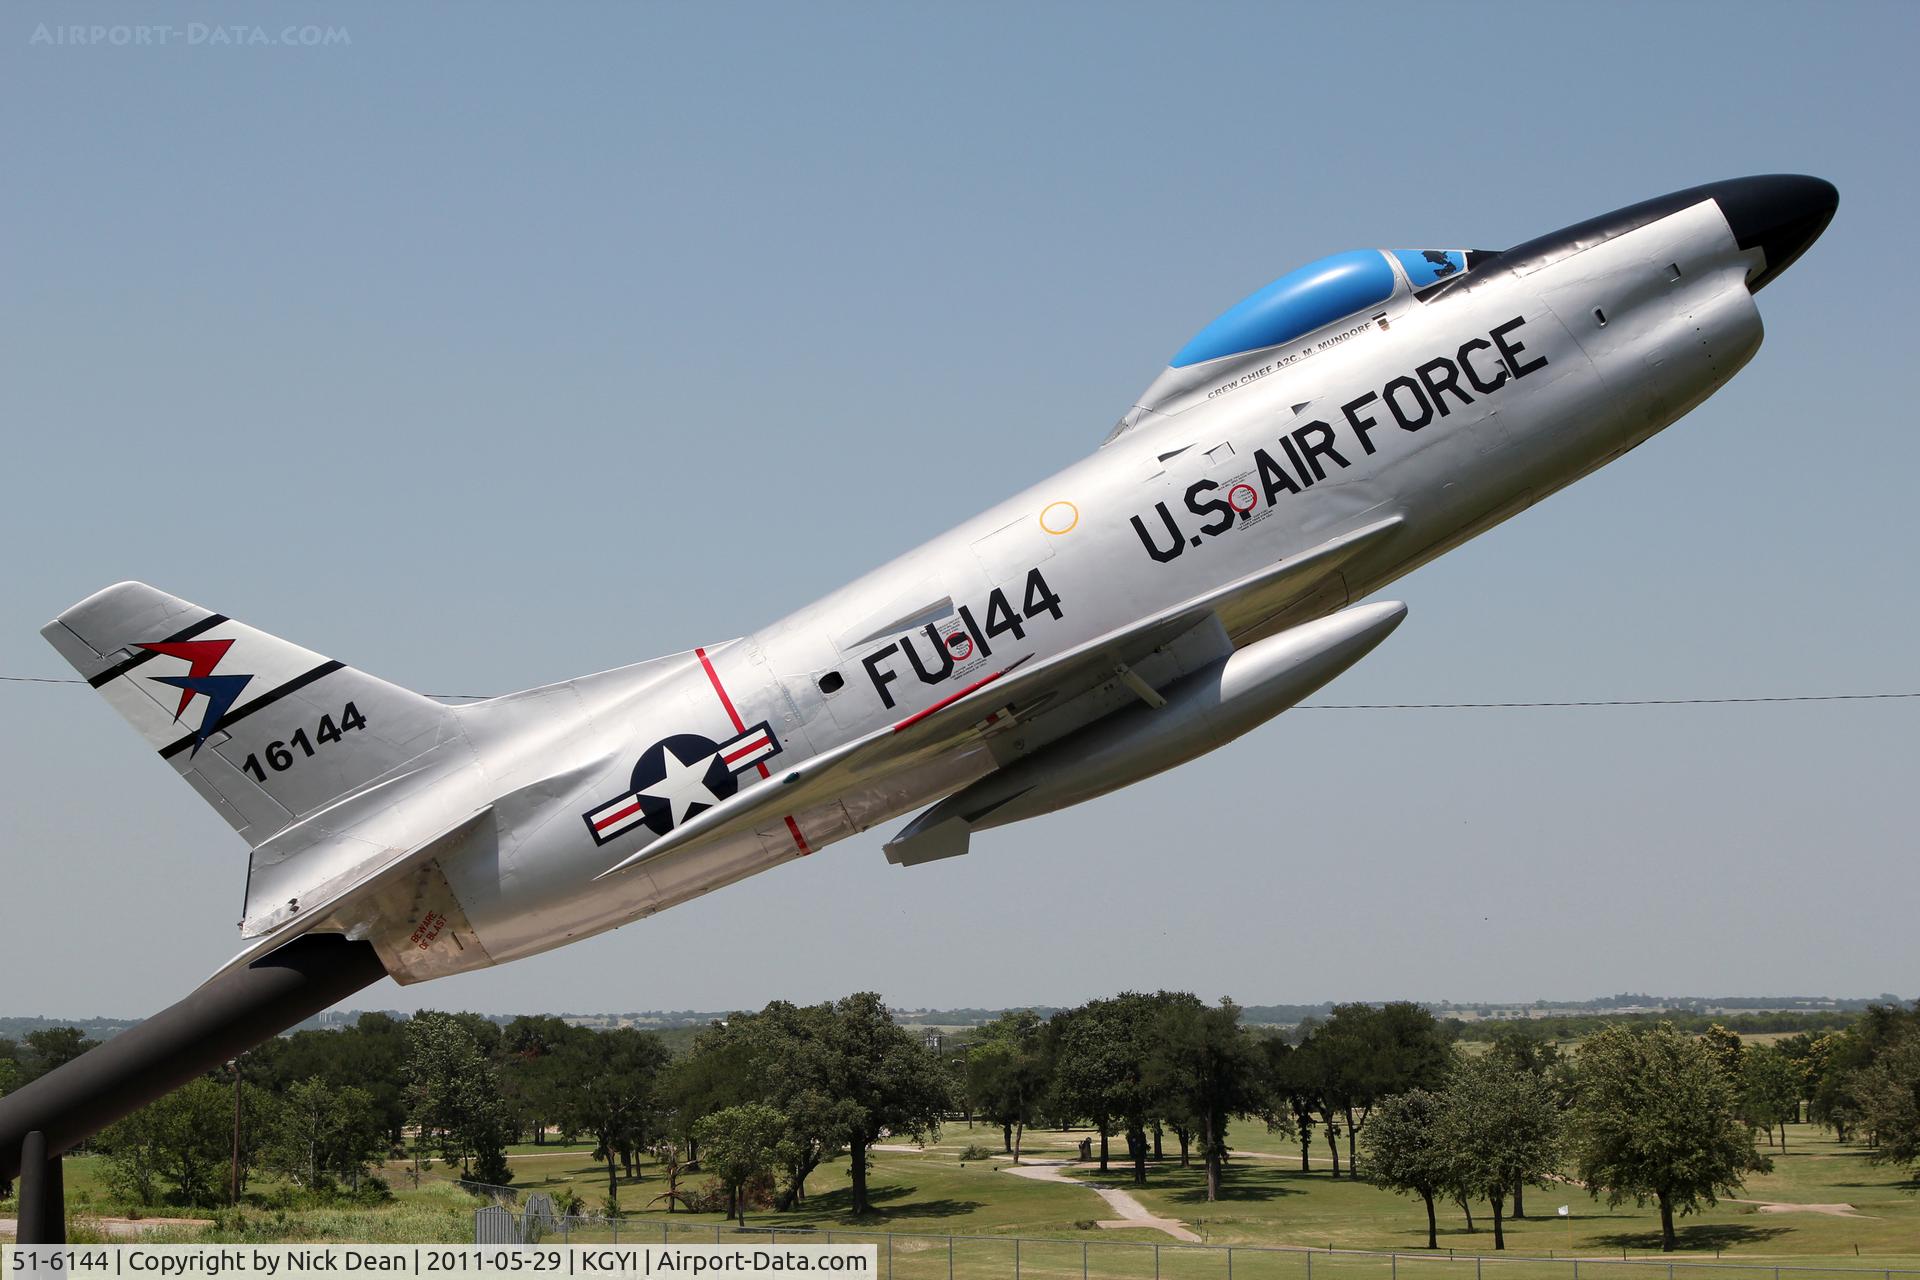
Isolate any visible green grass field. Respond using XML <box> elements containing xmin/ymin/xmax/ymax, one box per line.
<box><xmin>441</xmin><ymin>1120</ymin><xmax>1919</xmax><ymax>1266</ymax></box>
<box><xmin>919</xmin><ymin>1122</ymin><xmax>1919</xmax><ymax>1263</ymax></box>
<box><xmin>18</xmin><ymin>1120</ymin><xmax>1917</xmax><ymax>1266</ymax></box>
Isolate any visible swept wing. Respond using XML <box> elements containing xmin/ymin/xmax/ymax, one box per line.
<box><xmin>596</xmin><ymin>514</ymin><xmax>1404</xmax><ymax>879</ymax></box>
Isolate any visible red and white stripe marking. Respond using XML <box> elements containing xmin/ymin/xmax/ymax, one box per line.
<box><xmin>720</xmin><ymin>728</ymin><xmax>776</xmax><ymax>769</ymax></box>
<box><xmin>587</xmin><ymin>794</ymin><xmax>649</xmax><ymax>841</ymax></box>
<box><xmin>585</xmin><ymin>721</ymin><xmax>782</xmax><ymax>846</ymax></box>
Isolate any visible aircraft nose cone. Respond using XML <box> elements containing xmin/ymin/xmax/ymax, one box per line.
<box><xmin>1709</xmin><ymin>174</ymin><xmax>1838</xmax><ymax>292</ymax></box>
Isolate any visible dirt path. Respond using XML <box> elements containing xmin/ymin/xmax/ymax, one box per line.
<box><xmin>1544</xmin><ymin>1170</ymin><xmax>1875</xmax><ymax>1220</ymax></box>
<box><xmin>1727</xmin><ymin>1199</ymin><xmax>1873</xmax><ymax>1217</ymax></box>
<box><xmin>0</xmin><ymin>1216</ymin><xmax>212</xmax><ymax>1239</ymax></box>
<box><xmin>999</xmin><ymin>1161</ymin><xmax>1201</xmax><ymax>1242</ymax></box>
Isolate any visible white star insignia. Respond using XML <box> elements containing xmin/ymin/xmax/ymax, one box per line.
<box><xmin>639</xmin><ymin>742</ymin><xmax>722</xmax><ymax>828</ymax></box>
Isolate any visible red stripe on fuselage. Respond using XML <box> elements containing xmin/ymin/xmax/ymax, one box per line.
<box><xmin>891</xmin><ymin>666</ymin><xmax>1011</xmax><ymax>733</ymax></box>
<box><xmin>694</xmin><ymin>645</ymin><xmax>805</xmax><ymax>853</ymax></box>
<box><xmin>696</xmin><ymin>646</ymin><xmax>749</xmax><ymax>735</ymax></box>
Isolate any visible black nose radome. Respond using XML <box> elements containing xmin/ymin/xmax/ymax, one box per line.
<box><xmin>1707</xmin><ymin>174</ymin><xmax>1838</xmax><ymax>292</ymax></box>
<box><xmin>1476</xmin><ymin>175</ymin><xmax>1840</xmax><ymax>301</ymax></box>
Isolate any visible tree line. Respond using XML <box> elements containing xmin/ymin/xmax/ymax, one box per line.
<box><xmin>1444</xmin><ymin>1010</ymin><xmax>1858</xmax><ymax>1042</ymax></box>
<box><xmin>3</xmin><ymin>996</ymin><xmax>1916</xmax><ymax>1248</ymax></box>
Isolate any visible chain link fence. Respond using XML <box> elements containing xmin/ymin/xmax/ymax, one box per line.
<box><xmin>471</xmin><ymin>1213</ymin><xmax>1919</xmax><ymax>1280</ymax></box>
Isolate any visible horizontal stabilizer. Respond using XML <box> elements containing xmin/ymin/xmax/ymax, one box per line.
<box><xmin>206</xmin><ymin>806</ymin><xmax>493</xmax><ymax>985</ymax></box>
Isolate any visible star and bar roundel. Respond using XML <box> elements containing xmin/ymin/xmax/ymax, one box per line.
<box><xmin>582</xmin><ymin>722</ymin><xmax>780</xmax><ymax>847</ymax></box>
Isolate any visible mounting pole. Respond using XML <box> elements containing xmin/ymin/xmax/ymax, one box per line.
<box><xmin>16</xmin><ymin>1130</ymin><xmax>66</xmax><ymax>1243</ymax></box>
<box><xmin>0</xmin><ymin>935</ymin><xmax>386</xmax><ymax>1182</ymax></box>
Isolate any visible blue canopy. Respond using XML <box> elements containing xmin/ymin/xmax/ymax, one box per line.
<box><xmin>1170</xmin><ymin>249</ymin><xmax>1396</xmax><ymax>369</ymax></box>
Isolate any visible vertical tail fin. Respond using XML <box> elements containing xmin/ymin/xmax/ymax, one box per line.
<box><xmin>44</xmin><ymin>582</ymin><xmax>460</xmax><ymax>848</ymax></box>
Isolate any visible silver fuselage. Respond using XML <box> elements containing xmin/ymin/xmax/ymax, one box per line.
<box><xmin>368</xmin><ymin>194</ymin><xmax>1765</xmax><ymax>981</ymax></box>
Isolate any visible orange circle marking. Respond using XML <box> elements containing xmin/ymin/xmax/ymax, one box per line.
<box><xmin>1040</xmin><ymin>500</ymin><xmax>1079</xmax><ymax>535</ymax></box>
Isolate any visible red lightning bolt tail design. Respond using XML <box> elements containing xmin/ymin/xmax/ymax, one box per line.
<box><xmin>138</xmin><ymin>638</ymin><xmax>237</xmax><ymax>720</ymax></box>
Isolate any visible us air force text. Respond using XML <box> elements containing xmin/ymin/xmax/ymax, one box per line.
<box><xmin>1131</xmin><ymin>315</ymin><xmax>1549</xmax><ymax>563</ymax></box>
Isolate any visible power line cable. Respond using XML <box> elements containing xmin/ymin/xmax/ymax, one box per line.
<box><xmin>1295</xmin><ymin>692</ymin><xmax>1920</xmax><ymax>709</ymax></box>
<box><xmin>2</xmin><ymin>673</ymin><xmax>1915</xmax><ymax>710</ymax></box>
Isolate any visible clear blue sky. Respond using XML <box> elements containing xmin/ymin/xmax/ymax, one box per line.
<box><xmin>3</xmin><ymin>1</ymin><xmax>1913</xmax><ymax>1017</ymax></box>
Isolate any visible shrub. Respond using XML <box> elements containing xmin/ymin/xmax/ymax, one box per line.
<box><xmin>741</xmin><ymin>1171</ymin><xmax>775</xmax><ymax>1211</ymax></box>
<box><xmin>958</xmin><ymin>1143</ymin><xmax>994</xmax><ymax>1162</ymax></box>
<box><xmin>686</xmin><ymin>1178</ymin><xmax>731</xmax><ymax>1214</ymax></box>
<box><xmin>348</xmin><ymin>1178</ymin><xmax>393</xmax><ymax>1206</ymax></box>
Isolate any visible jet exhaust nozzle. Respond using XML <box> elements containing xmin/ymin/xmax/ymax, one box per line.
<box><xmin>884</xmin><ymin>600</ymin><xmax>1408</xmax><ymax>866</ymax></box>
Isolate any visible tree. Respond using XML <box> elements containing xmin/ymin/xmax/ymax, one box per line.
<box><xmin>649</xmin><ymin>1142</ymin><xmax>695</xmax><ymax>1213</ymax></box>
<box><xmin>1853</xmin><ymin>1025</ymin><xmax>1920</xmax><ymax>1176</ymax></box>
<box><xmin>556</xmin><ymin>1027</ymin><xmax>671</xmax><ymax>1212</ymax></box>
<box><xmin>1323</xmin><ymin>1003</ymin><xmax>1454</xmax><ymax>1175</ymax></box>
<box><xmin>1813</xmin><ymin>1002</ymin><xmax>1920</xmax><ymax>1149</ymax></box>
<box><xmin>250</xmin><ymin>1011</ymin><xmax>411</xmax><ymax>1147</ymax></box>
<box><xmin>661</xmin><ymin>1002</ymin><xmax>861</xmax><ymax>1210</ymax></box>
<box><xmin>660</xmin><ymin>1020</ymin><xmax>762</xmax><ymax>1165</ymax></box>
<box><xmin>500</xmin><ymin>1014</ymin><xmax>582</xmax><ymax>1145</ymax></box>
<box><xmin>738</xmin><ymin>1002</ymin><xmax>858</xmax><ymax>1208</ymax></box>
<box><xmin>97</xmin><ymin>1099</ymin><xmax>166</xmax><ymax>1204</ymax></box>
<box><xmin>1701</xmin><ymin>1024</ymin><xmax>1746</xmax><ymax>1084</ymax></box>
<box><xmin>334</xmin><ymin>1012</ymin><xmax>412</xmax><ymax>1147</ymax></box>
<box><xmin>19</xmin><ymin>1027</ymin><xmax>97</xmax><ymax>1083</ymax></box>
<box><xmin>1571</xmin><ymin>1024</ymin><xmax>1770</xmax><ymax>1252</ymax></box>
<box><xmin>501</xmin><ymin>1013</ymin><xmax>576</xmax><ymax>1058</ymax></box>
<box><xmin>1291</xmin><ymin>1018</ymin><xmax>1347</xmax><ymax>1176</ymax></box>
<box><xmin>1050</xmin><ymin>994</ymin><xmax>1168</xmax><ymax>1183</ymax></box>
<box><xmin>1256</xmin><ymin>1035</ymin><xmax>1319</xmax><ymax>1172</ymax></box>
<box><xmin>1142</xmin><ymin>993</ymin><xmax>1207</xmax><ymax>1175</ymax></box>
<box><xmin>263</xmin><ymin>1076</ymin><xmax>387</xmax><ymax>1191</ymax></box>
<box><xmin>1435</xmin><ymin>1055</ymin><xmax>1563</xmax><ymax>1251</ymax></box>
<box><xmin>1775</xmin><ymin>1031</ymin><xmax>1821</xmax><ymax>1109</ymax></box>
<box><xmin>818</xmin><ymin>993</ymin><xmax>951</xmax><ymax>1215</ymax></box>
<box><xmin>1486</xmin><ymin>1029</ymin><xmax>1562</xmax><ymax>1217</ymax></box>
<box><xmin>97</xmin><ymin>1077</ymin><xmax>268</xmax><ymax>1207</ymax></box>
<box><xmin>1291</xmin><ymin>1004</ymin><xmax>1451</xmax><ymax>1179</ymax></box>
<box><xmin>1808</xmin><ymin>1029</ymin><xmax>1868</xmax><ymax>1141</ymax></box>
<box><xmin>1142</xmin><ymin>998</ymin><xmax>1261</xmax><ymax>1202</ymax></box>
<box><xmin>0</xmin><ymin>1038</ymin><xmax>21</xmax><ymax>1091</ymax></box>
<box><xmin>1740</xmin><ymin>1046</ymin><xmax>1802</xmax><ymax>1150</ymax></box>
<box><xmin>967</xmin><ymin>1042</ymin><xmax>1022</xmax><ymax>1153</ymax></box>
<box><xmin>966</xmin><ymin>1011</ymin><xmax>1050</xmax><ymax>1163</ymax></box>
<box><xmin>444</xmin><ymin>1011</ymin><xmax>506</xmax><ymax>1058</ymax></box>
<box><xmin>406</xmin><ymin>1011</ymin><xmax>513</xmax><ymax>1186</ymax></box>
<box><xmin>695</xmin><ymin>1103</ymin><xmax>787</xmax><ymax>1224</ymax></box>
<box><xmin>1049</xmin><ymin>1002</ymin><xmax>1126</xmax><ymax>1174</ymax></box>
<box><xmin>1364</xmin><ymin>1089</ymin><xmax>1450</xmax><ymax>1248</ymax></box>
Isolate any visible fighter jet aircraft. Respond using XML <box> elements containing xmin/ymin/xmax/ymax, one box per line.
<box><xmin>39</xmin><ymin>175</ymin><xmax>1837</xmax><ymax>991</ymax></box>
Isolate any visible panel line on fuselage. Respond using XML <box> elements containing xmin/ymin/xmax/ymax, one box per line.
<box><xmin>693</xmin><ymin>644</ymin><xmax>810</xmax><ymax>855</ymax></box>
